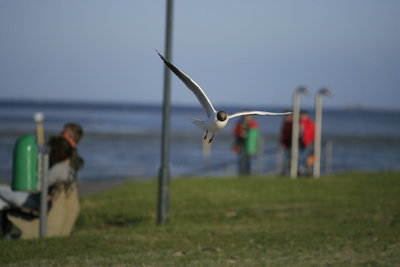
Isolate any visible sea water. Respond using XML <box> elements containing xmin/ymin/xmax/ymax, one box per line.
<box><xmin>0</xmin><ymin>100</ymin><xmax>399</xmax><ymax>182</ymax></box>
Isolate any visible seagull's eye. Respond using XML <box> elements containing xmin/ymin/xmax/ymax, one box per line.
<box><xmin>217</xmin><ymin>111</ymin><xmax>227</xmax><ymax>121</ymax></box>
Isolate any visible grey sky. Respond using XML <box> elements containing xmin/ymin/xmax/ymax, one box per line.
<box><xmin>1</xmin><ymin>1</ymin><xmax>399</xmax><ymax>109</ymax></box>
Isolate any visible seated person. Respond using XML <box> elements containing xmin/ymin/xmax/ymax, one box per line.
<box><xmin>61</xmin><ymin>123</ymin><xmax>84</xmax><ymax>173</ymax></box>
<box><xmin>0</xmin><ymin>137</ymin><xmax>75</xmax><ymax>234</ymax></box>
<box><xmin>47</xmin><ymin>136</ymin><xmax>76</xmax><ymax>186</ymax></box>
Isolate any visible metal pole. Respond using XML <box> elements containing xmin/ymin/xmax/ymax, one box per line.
<box><xmin>325</xmin><ymin>140</ymin><xmax>333</xmax><ymax>174</ymax></box>
<box><xmin>290</xmin><ymin>87</ymin><xmax>311</xmax><ymax>179</ymax></box>
<box><xmin>313</xmin><ymin>88</ymin><xmax>332</xmax><ymax>178</ymax></box>
<box><xmin>39</xmin><ymin>153</ymin><xmax>48</xmax><ymax>238</ymax></box>
<box><xmin>34</xmin><ymin>113</ymin><xmax>45</xmax><ymax>148</ymax></box>
<box><xmin>202</xmin><ymin>137</ymin><xmax>211</xmax><ymax>166</ymax></box>
<box><xmin>157</xmin><ymin>0</ymin><xmax>174</xmax><ymax>225</ymax></box>
<box><xmin>34</xmin><ymin>112</ymin><xmax>48</xmax><ymax>238</ymax></box>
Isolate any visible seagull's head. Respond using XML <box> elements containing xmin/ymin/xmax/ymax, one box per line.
<box><xmin>217</xmin><ymin>111</ymin><xmax>227</xmax><ymax>122</ymax></box>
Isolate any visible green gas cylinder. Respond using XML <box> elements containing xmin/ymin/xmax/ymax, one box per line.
<box><xmin>12</xmin><ymin>134</ymin><xmax>37</xmax><ymax>191</ymax></box>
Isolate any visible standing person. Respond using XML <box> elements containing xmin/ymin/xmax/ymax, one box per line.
<box><xmin>299</xmin><ymin>111</ymin><xmax>315</xmax><ymax>175</ymax></box>
<box><xmin>279</xmin><ymin>111</ymin><xmax>293</xmax><ymax>175</ymax></box>
<box><xmin>61</xmin><ymin>123</ymin><xmax>84</xmax><ymax>174</ymax></box>
<box><xmin>233</xmin><ymin>115</ymin><xmax>260</xmax><ymax>176</ymax></box>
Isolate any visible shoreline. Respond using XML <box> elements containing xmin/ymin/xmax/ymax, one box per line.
<box><xmin>0</xmin><ymin>178</ymin><xmax>131</xmax><ymax>198</ymax></box>
<box><xmin>77</xmin><ymin>178</ymin><xmax>132</xmax><ymax>197</ymax></box>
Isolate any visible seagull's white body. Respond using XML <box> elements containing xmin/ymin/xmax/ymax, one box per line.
<box><xmin>157</xmin><ymin>51</ymin><xmax>292</xmax><ymax>142</ymax></box>
<box><xmin>190</xmin><ymin>115</ymin><xmax>228</xmax><ymax>133</ymax></box>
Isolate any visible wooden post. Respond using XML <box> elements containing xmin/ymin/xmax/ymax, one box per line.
<box><xmin>313</xmin><ymin>88</ymin><xmax>332</xmax><ymax>178</ymax></box>
<box><xmin>290</xmin><ymin>87</ymin><xmax>311</xmax><ymax>179</ymax></box>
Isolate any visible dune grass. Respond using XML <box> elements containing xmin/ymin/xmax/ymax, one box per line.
<box><xmin>1</xmin><ymin>172</ymin><xmax>400</xmax><ymax>266</ymax></box>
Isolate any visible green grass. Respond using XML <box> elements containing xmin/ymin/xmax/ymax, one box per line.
<box><xmin>1</xmin><ymin>172</ymin><xmax>400</xmax><ymax>266</ymax></box>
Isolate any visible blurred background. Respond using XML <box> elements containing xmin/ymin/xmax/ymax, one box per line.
<box><xmin>1</xmin><ymin>1</ymin><xmax>399</xmax><ymax>182</ymax></box>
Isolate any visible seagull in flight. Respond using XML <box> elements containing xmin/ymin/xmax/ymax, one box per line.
<box><xmin>157</xmin><ymin>51</ymin><xmax>292</xmax><ymax>143</ymax></box>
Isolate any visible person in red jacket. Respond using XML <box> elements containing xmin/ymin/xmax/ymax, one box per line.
<box><xmin>299</xmin><ymin>111</ymin><xmax>315</xmax><ymax>175</ymax></box>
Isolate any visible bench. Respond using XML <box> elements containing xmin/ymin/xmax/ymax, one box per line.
<box><xmin>4</xmin><ymin>181</ymin><xmax>80</xmax><ymax>239</ymax></box>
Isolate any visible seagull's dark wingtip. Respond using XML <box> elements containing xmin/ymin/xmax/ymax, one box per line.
<box><xmin>155</xmin><ymin>49</ymin><xmax>165</xmax><ymax>61</ymax></box>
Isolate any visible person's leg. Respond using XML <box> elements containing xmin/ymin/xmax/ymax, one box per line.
<box><xmin>238</xmin><ymin>149</ymin><xmax>247</xmax><ymax>175</ymax></box>
<box><xmin>245</xmin><ymin>154</ymin><xmax>251</xmax><ymax>175</ymax></box>
<box><xmin>284</xmin><ymin>148</ymin><xmax>292</xmax><ymax>175</ymax></box>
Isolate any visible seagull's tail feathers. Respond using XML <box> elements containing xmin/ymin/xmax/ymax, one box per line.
<box><xmin>190</xmin><ymin>118</ymin><xmax>208</xmax><ymax>131</ymax></box>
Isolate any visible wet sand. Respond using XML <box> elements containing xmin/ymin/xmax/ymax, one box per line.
<box><xmin>77</xmin><ymin>179</ymin><xmax>128</xmax><ymax>197</ymax></box>
<box><xmin>0</xmin><ymin>178</ymin><xmax>134</xmax><ymax>197</ymax></box>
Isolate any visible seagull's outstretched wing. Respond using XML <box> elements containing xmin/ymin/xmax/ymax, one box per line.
<box><xmin>228</xmin><ymin>111</ymin><xmax>292</xmax><ymax>119</ymax></box>
<box><xmin>157</xmin><ymin>50</ymin><xmax>216</xmax><ymax>118</ymax></box>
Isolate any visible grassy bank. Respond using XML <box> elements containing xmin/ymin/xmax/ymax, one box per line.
<box><xmin>1</xmin><ymin>172</ymin><xmax>400</xmax><ymax>266</ymax></box>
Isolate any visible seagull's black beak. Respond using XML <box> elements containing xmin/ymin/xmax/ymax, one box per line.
<box><xmin>217</xmin><ymin>111</ymin><xmax>227</xmax><ymax>122</ymax></box>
